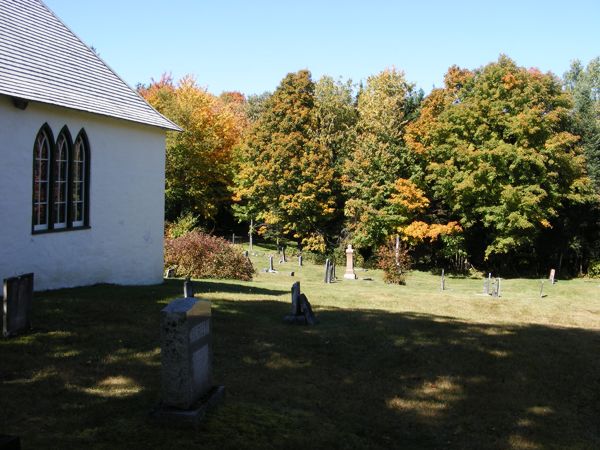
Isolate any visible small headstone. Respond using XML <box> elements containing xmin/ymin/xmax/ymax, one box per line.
<box><xmin>344</xmin><ymin>244</ymin><xmax>357</xmax><ymax>280</ymax></box>
<box><xmin>298</xmin><ymin>255</ymin><xmax>303</xmax><ymax>267</ymax></box>
<box><xmin>539</xmin><ymin>280</ymin><xmax>545</xmax><ymax>298</ymax></box>
<box><xmin>491</xmin><ymin>278</ymin><xmax>501</xmax><ymax>298</ymax></box>
<box><xmin>290</xmin><ymin>282</ymin><xmax>301</xmax><ymax>315</ymax></box>
<box><xmin>440</xmin><ymin>269</ymin><xmax>445</xmax><ymax>291</ymax></box>
<box><xmin>289</xmin><ymin>272</ymin><xmax>295</xmax><ymax>277</ymax></box>
<box><xmin>183</xmin><ymin>278</ymin><xmax>194</xmax><ymax>298</ymax></box>
<box><xmin>331</xmin><ymin>261</ymin><xmax>336</xmax><ymax>280</ymax></box>
<box><xmin>268</xmin><ymin>255</ymin><xmax>275</xmax><ymax>273</ymax></box>
<box><xmin>549</xmin><ymin>269</ymin><xmax>556</xmax><ymax>285</ymax></box>
<box><xmin>324</xmin><ymin>258</ymin><xmax>331</xmax><ymax>283</ymax></box>
<box><xmin>281</xmin><ymin>246</ymin><xmax>287</xmax><ymax>263</ymax></box>
<box><xmin>166</xmin><ymin>268</ymin><xmax>175</xmax><ymax>278</ymax></box>
<box><xmin>284</xmin><ymin>283</ymin><xmax>318</xmax><ymax>325</ymax></box>
<box><xmin>2</xmin><ymin>273</ymin><xmax>34</xmax><ymax>338</ymax></box>
<box><xmin>299</xmin><ymin>293</ymin><xmax>317</xmax><ymax>325</ymax></box>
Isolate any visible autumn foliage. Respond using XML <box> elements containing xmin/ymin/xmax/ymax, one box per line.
<box><xmin>139</xmin><ymin>75</ymin><xmax>247</xmax><ymax>221</ymax></box>
<box><xmin>164</xmin><ymin>231</ymin><xmax>254</xmax><ymax>281</ymax></box>
<box><xmin>149</xmin><ymin>55</ymin><xmax>600</xmax><ymax>276</ymax></box>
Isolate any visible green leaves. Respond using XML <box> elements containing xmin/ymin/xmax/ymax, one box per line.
<box><xmin>408</xmin><ymin>56</ymin><xmax>595</xmax><ymax>261</ymax></box>
<box><xmin>233</xmin><ymin>71</ymin><xmax>337</xmax><ymax>251</ymax></box>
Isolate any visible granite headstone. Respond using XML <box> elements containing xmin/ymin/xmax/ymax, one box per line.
<box><xmin>2</xmin><ymin>273</ymin><xmax>33</xmax><ymax>338</ymax></box>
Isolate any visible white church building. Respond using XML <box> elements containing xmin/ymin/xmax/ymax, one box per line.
<box><xmin>0</xmin><ymin>0</ymin><xmax>181</xmax><ymax>290</ymax></box>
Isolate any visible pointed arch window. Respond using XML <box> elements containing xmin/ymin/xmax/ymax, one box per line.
<box><xmin>32</xmin><ymin>126</ymin><xmax>52</xmax><ymax>231</ymax></box>
<box><xmin>53</xmin><ymin>130</ymin><xmax>70</xmax><ymax>229</ymax></box>
<box><xmin>72</xmin><ymin>131</ymin><xmax>90</xmax><ymax>227</ymax></box>
<box><xmin>32</xmin><ymin>125</ymin><xmax>90</xmax><ymax>233</ymax></box>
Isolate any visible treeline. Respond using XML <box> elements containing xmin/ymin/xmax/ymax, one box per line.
<box><xmin>139</xmin><ymin>55</ymin><xmax>600</xmax><ymax>276</ymax></box>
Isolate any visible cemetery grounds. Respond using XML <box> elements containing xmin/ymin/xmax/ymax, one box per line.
<box><xmin>1</xmin><ymin>244</ymin><xmax>599</xmax><ymax>449</ymax></box>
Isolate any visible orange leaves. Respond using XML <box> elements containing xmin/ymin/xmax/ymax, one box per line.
<box><xmin>400</xmin><ymin>221</ymin><xmax>462</xmax><ymax>244</ymax></box>
<box><xmin>502</xmin><ymin>72</ymin><xmax>519</xmax><ymax>90</ymax></box>
<box><xmin>139</xmin><ymin>74</ymin><xmax>248</xmax><ymax>219</ymax></box>
<box><xmin>389</xmin><ymin>178</ymin><xmax>430</xmax><ymax>213</ymax></box>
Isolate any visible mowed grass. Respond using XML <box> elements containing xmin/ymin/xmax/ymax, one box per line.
<box><xmin>1</xmin><ymin>245</ymin><xmax>600</xmax><ymax>449</ymax></box>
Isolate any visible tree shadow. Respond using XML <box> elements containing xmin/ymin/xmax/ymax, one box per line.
<box><xmin>1</xmin><ymin>284</ymin><xmax>599</xmax><ymax>449</ymax></box>
<box><xmin>213</xmin><ymin>300</ymin><xmax>600</xmax><ymax>449</ymax></box>
<box><xmin>162</xmin><ymin>278</ymin><xmax>288</xmax><ymax>297</ymax></box>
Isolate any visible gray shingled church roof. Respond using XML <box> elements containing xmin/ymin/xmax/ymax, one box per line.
<box><xmin>0</xmin><ymin>0</ymin><xmax>181</xmax><ymax>131</ymax></box>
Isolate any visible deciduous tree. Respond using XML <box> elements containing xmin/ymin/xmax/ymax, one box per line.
<box><xmin>139</xmin><ymin>75</ymin><xmax>247</xmax><ymax>221</ymax></box>
<box><xmin>233</xmin><ymin>70</ymin><xmax>336</xmax><ymax>251</ymax></box>
<box><xmin>406</xmin><ymin>56</ymin><xmax>595</xmax><ymax>264</ymax></box>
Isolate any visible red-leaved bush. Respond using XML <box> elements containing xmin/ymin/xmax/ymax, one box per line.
<box><xmin>165</xmin><ymin>231</ymin><xmax>254</xmax><ymax>281</ymax></box>
<box><xmin>377</xmin><ymin>242</ymin><xmax>411</xmax><ymax>285</ymax></box>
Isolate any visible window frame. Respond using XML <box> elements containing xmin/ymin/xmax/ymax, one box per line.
<box><xmin>31</xmin><ymin>125</ymin><xmax>91</xmax><ymax>234</ymax></box>
<box><xmin>32</xmin><ymin>124</ymin><xmax>53</xmax><ymax>232</ymax></box>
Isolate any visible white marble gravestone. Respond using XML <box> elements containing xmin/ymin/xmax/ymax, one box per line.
<box><xmin>160</xmin><ymin>297</ymin><xmax>212</xmax><ymax>409</ymax></box>
<box><xmin>344</xmin><ymin>244</ymin><xmax>357</xmax><ymax>280</ymax></box>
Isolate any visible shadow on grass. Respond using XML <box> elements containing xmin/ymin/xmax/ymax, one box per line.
<box><xmin>162</xmin><ymin>278</ymin><xmax>288</xmax><ymax>297</ymax></box>
<box><xmin>1</xmin><ymin>283</ymin><xmax>599</xmax><ymax>449</ymax></box>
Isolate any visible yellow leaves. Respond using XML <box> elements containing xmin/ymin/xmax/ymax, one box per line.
<box><xmin>389</xmin><ymin>178</ymin><xmax>430</xmax><ymax>213</ymax></box>
<box><xmin>400</xmin><ymin>221</ymin><xmax>462</xmax><ymax>244</ymax></box>
<box><xmin>501</xmin><ymin>72</ymin><xmax>520</xmax><ymax>90</ymax></box>
<box><xmin>544</xmin><ymin>132</ymin><xmax>580</xmax><ymax>152</ymax></box>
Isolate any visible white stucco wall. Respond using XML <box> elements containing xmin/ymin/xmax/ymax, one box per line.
<box><xmin>0</xmin><ymin>96</ymin><xmax>166</xmax><ymax>290</ymax></box>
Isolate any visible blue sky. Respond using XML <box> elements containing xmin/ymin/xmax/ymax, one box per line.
<box><xmin>44</xmin><ymin>0</ymin><xmax>599</xmax><ymax>96</ymax></box>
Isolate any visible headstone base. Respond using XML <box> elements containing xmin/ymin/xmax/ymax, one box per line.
<box><xmin>283</xmin><ymin>314</ymin><xmax>307</xmax><ymax>325</ymax></box>
<box><xmin>343</xmin><ymin>273</ymin><xmax>357</xmax><ymax>280</ymax></box>
<box><xmin>150</xmin><ymin>385</ymin><xmax>225</xmax><ymax>428</ymax></box>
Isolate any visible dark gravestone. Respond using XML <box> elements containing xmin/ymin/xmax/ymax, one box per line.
<box><xmin>298</xmin><ymin>255</ymin><xmax>303</xmax><ymax>267</ymax></box>
<box><xmin>290</xmin><ymin>282</ymin><xmax>301</xmax><ymax>315</ymax></box>
<box><xmin>183</xmin><ymin>278</ymin><xmax>194</xmax><ymax>298</ymax></box>
<box><xmin>268</xmin><ymin>255</ymin><xmax>275</xmax><ymax>273</ymax></box>
<box><xmin>0</xmin><ymin>435</ymin><xmax>20</xmax><ymax>450</ymax></box>
<box><xmin>299</xmin><ymin>293</ymin><xmax>317</xmax><ymax>325</ymax></box>
<box><xmin>324</xmin><ymin>259</ymin><xmax>332</xmax><ymax>283</ymax></box>
<box><xmin>152</xmin><ymin>297</ymin><xmax>224</xmax><ymax>427</ymax></box>
<box><xmin>284</xmin><ymin>282</ymin><xmax>318</xmax><ymax>325</ymax></box>
<box><xmin>243</xmin><ymin>250</ymin><xmax>249</xmax><ymax>258</ymax></box>
<box><xmin>165</xmin><ymin>268</ymin><xmax>175</xmax><ymax>278</ymax></box>
<box><xmin>2</xmin><ymin>273</ymin><xmax>33</xmax><ymax>338</ymax></box>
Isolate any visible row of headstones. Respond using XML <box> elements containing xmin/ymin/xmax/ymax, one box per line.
<box><xmin>257</xmin><ymin>245</ymin><xmax>358</xmax><ymax>281</ymax></box>
<box><xmin>439</xmin><ymin>268</ymin><xmax>558</xmax><ymax>298</ymax></box>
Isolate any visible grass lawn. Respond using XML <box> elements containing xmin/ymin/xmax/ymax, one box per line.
<box><xmin>1</xmin><ymin>245</ymin><xmax>600</xmax><ymax>449</ymax></box>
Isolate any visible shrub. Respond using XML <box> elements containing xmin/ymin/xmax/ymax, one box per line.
<box><xmin>377</xmin><ymin>242</ymin><xmax>411</xmax><ymax>285</ymax></box>
<box><xmin>589</xmin><ymin>260</ymin><xmax>600</xmax><ymax>278</ymax></box>
<box><xmin>165</xmin><ymin>212</ymin><xmax>200</xmax><ymax>239</ymax></box>
<box><xmin>165</xmin><ymin>231</ymin><xmax>254</xmax><ymax>281</ymax></box>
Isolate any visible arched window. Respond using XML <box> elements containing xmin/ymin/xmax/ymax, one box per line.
<box><xmin>32</xmin><ymin>125</ymin><xmax>90</xmax><ymax>233</ymax></box>
<box><xmin>72</xmin><ymin>130</ymin><xmax>90</xmax><ymax>227</ymax></box>
<box><xmin>52</xmin><ymin>129</ymin><xmax>71</xmax><ymax>229</ymax></box>
<box><xmin>32</xmin><ymin>125</ymin><xmax>53</xmax><ymax>231</ymax></box>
